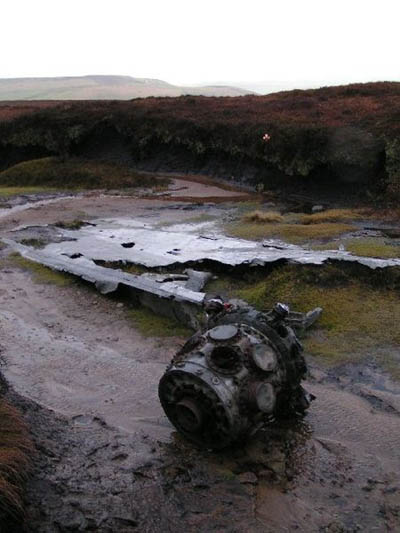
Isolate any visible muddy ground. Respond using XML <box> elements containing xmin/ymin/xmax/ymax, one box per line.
<box><xmin>0</xmin><ymin>179</ymin><xmax>400</xmax><ymax>532</ymax></box>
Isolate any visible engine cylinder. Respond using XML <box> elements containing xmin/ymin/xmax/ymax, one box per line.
<box><xmin>159</xmin><ymin>315</ymin><xmax>310</xmax><ymax>449</ymax></box>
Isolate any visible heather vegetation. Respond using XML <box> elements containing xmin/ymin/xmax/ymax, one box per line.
<box><xmin>0</xmin><ymin>397</ymin><xmax>32</xmax><ymax>528</ymax></box>
<box><xmin>0</xmin><ymin>82</ymin><xmax>399</xmax><ymax>198</ymax></box>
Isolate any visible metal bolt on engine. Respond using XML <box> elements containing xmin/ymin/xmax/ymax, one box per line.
<box><xmin>159</xmin><ymin>299</ymin><xmax>320</xmax><ymax>449</ymax></box>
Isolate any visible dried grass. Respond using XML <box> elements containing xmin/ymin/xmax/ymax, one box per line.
<box><xmin>229</xmin><ymin>221</ymin><xmax>354</xmax><ymax>243</ymax></box>
<box><xmin>242</xmin><ymin>210</ymin><xmax>283</xmax><ymax>223</ymax></box>
<box><xmin>299</xmin><ymin>208</ymin><xmax>367</xmax><ymax>225</ymax></box>
<box><xmin>0</xmin><ymin>399</ymin><xmax>32</xmax><ymax>523</ymax></box>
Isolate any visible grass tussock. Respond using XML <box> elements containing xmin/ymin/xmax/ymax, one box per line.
<box><xmin>298</xmin><ymin>208</ymin><xmax>367</xmax><ymax>224</ymax></box>
<box><xmin>0</xmin><ymin>399</ymin><xmax>32</xmax><ymax>525</ymax></box>
<box><xmin>0</xmin><ymin>157</ymin><xmax>168</xmax><ymax>190</ymax></box>
<box><xmin>242</xmin><ymin>210</ymin><xmax>284</xmax><ymax>223</ymax></box>
<box><xmin>230</xmin><ymin>207</ymin><xmax>357</xmax><ymax>243</ymax></box>
<box><xmin>9</xmin><ymin>253</ymin><xmax>75</xmax><ymax>286</ymax></box>
<box><xmin>229</xmin><ymin>221</ymin><xmax>354</xmax><ymax>243</ymax></box>
<box><xmin>127</xmin><ymin>307</ymin><xmax>191</xmax><ymax>338</ymax></box>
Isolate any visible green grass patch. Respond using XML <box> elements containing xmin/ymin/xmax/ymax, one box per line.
<box><xmin>9</xmin><ymin>252</ymin><xmax>75</xmax><ymax>286</ymax></box>
<box><xmin>228</xmin><ymin>221</ymin><xmax>354</xmax><ymax>243</ymax></box>
<box><xmin>234</xmin><ymin>265</ymin><xmax>400</xmax><ymax>369</ymax></box>
<box><xmin>313</xmin><ymin>237</ymin><xmax>400</xmax><ymax>258</ymax></box>
<box><xmin>206</xmin><ymin>265</ymin><xmax>400</xmax><ymax>376</ymax></box>
<box><xmin>126</xmin><ymin>307</ymin><xmax>191</xmax><ymax>337</ymax></box>
<box><xmin>346</xmin><ymin>238</ymin><xmax>400</xmax><ymax>258</ymax></box>
<box><xmin>0</xmin><ymin>186</ymin><xmax>59</xmax><ymax>198</ymax></box>
<box><xmin>0</xmin><ymin>157</ymin><xmax>169</xmax><ymax>190</ymax></box>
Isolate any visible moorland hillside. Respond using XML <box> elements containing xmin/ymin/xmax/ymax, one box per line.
<box><xmin>0</xmin><ymin>82</ymin><xmax>399</xmax><ymax>200</ymax></box>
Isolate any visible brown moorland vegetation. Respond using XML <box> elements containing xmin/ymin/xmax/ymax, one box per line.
<box><xmin>0</xmin><ymin>396</ymin><xmax>32</xmax><ymax>529</ymax></box>
<box><xmin>0</xmin><ymin>82</ymin><xmax>399</xmax><ymax>198</ymax></box>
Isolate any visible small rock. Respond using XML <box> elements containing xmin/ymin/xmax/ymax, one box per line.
<box><xmin>116</xmin><ymin>303</ymin><xmax>123</xmax><ymax>308</ymax></box>
<box><xmin>269</xmin><ymin>460</ymin><xmax>286</xmax><ymax>476</ymax></box>
<box><xmin>238</xmin><ymin>472</ymin><xmax>258</xmax><ymax>485</ymax></box>
<box><xmin>383</xmin><ymin>486</ymin><xmax>399</xmax><ymax>494</ymax></box>
<box><xmin>362</xmin><ymin>484</ymin><xmax>373</xmax><ymax>491</ymax></box>
<box><xmin>312</xmin><ymin>205</ymin><xmax>325</xmax><ymax>213</ymax></box>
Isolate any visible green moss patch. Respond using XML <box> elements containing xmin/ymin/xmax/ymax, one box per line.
<box><xmin>126</xmin><ymin>307</ymin><xmax>191</xmax><ymax>338</ymax></box>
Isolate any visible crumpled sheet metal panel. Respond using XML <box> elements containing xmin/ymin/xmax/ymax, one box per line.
<box><xmin>40</xmin><ymin>218</ymin><xmax>400</xmax><ymax>270</ymax></box>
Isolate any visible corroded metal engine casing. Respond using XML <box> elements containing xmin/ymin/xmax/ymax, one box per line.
<box><xmin>159</xmin><ymin>311</ymin><xmax>310</xmax><ymax>449</ymax></box>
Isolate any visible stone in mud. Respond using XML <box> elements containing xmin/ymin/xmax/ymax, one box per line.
<box><xmin>238</xmin><ymin>472</ymin><xmax>258</xmax><ymax>485</ymax></box>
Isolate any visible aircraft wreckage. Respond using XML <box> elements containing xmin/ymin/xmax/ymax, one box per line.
<box><xmin>3</xmin><ymin>216</ymin><xmax>400</xmax><ymax>447</ymax></box>
<box><xmin>160</xmin><ymin>299</ymin><xmax>318</xmax><ymax>448</ymax></box>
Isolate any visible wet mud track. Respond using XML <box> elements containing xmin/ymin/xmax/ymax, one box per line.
<box><xmin>0</xmin><ymin>186</ymin><xmax>399</xmax><ymax>532</ymax></box>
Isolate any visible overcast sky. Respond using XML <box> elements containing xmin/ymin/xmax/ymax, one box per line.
<box><xmin>1</xmin><ymin>0</ymin><xmax>399</xmax><ymax>90</ymax></box>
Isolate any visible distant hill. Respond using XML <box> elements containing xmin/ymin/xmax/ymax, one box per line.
<box><xmin>0</xmin><ymin>75</ymin><xmax>252</xmax><ymax>100</ymax></box>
